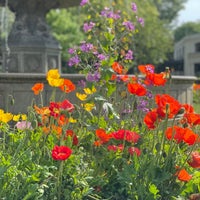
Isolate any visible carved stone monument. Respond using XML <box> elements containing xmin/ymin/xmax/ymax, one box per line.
<box><xmin>0</xmin><ymin>0</ymin><xmax>81</xmax><ymax>73</ymax></box>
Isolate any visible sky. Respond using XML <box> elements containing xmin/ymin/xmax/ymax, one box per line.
<box><xmin>177</xmin><ymin>0</ymin><xmax>200</xmax><ymax>25</ymax></box>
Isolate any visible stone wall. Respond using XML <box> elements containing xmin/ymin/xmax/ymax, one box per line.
<box><xmin>0</xmin><ymin>73</ymin><xmax>197</xmax><ymax>114</ymax></box>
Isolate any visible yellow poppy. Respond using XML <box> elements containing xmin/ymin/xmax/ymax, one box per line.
<box><xmin>1</xmin><ymin>113</ymin><xmax>13</xmax><ymax>123</ymax></box>
<box><xmin>76</xmin><ymin>92</ymin><xmax>87</xmax><ymax>101</ymax></box>
<box><xmin>82</xmin><ymin>103</ymin><xmax>95</xmax><ymax>112</ymax></box>
<box><xmin>84</xmin><ymin>87</ymin><xmax>96</xmax><ymax>94</ymax></box>
<box><xmin>69</xmin><ymin>117</ymin><xmax>77</xmax><ymax>123</ymax></box>
<box><xmin>13</xmin><ymin>114</ymin><xmax>21</xmax><ymax>121</ymax></box>
<box><xmin>21</xmin><ymin>114</ymin><xmax>27</xmax><ymax>121</ymax></box>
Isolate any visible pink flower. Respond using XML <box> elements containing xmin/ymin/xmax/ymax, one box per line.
<box><xmin>15</xmin><ymin>121</ymin><xmax>32</xmax><ymax>130</ymax></box>
<box><xmin>80</xmin><ymin>0</ymin><xmax>88</xmax><ymax>6</ymax></box>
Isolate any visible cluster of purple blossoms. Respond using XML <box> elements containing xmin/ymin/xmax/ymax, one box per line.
<box><xmin>125</xmin><ymin>50</ymin><xmax>134</xmax><ymax>60</ymax></box>
<box><xmin>122</xmin><ymin>21</ymin><xmax>135</xmax><ymax>31</ymax></box>
<box><xmin>97</xmin><ymin>53</ymin><xmax>107</xmax><ymax>61</ymax></box>
<box><xmin>68</xmin><ymin>55</ymin><xmax>80</xmax><ymax>67</ymax></box>
<box><xmin>137</xmin><ymin>99</ymin><xmax>149</xmax><ymax>113</ymax></box>
<box><xmin>86</xmin><ymin>71</ymin><xmax>101</xmax><ymax>82</ymax></box>
<box><xmin>100</xmin><ymin>7</ymin><xmax>121</xmax><ymax>19</ymax></box>
<box><xmin>131</xmin><ymin>2</ymin><xmax>137</xmax><ymax>12</ymax></box>
<box><xmin>83</xmin><ymin>21</ymin><xmax>95</xmax><ymax>32</ymax></box>
<box><xmin>68</xmin><ymin>48</ymin><xmax>75</xmax><ymax>54</ymax></box>
<box><xmin>80</xmin><ymin>0</ymin><xmax>88</xmax><ymax>6</ymax></box>
<box><xmin>77</xmin><ymin>79</ymin><xmax>86</xmax><ymax>88</ymax></box>
<box><xmin>80</xmin><ymin>42</ymin><xmax>93</xmax><ymax>52</ymax></box>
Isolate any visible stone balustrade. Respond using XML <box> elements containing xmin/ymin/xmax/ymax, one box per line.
<box><xmin>0</xmin><ymin>73</ymin><xmax>197</xmax><ymax>114</ymax></box>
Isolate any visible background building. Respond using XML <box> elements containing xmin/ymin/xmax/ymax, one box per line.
<box><xmin>174</xmin><ymin>33</ymin><xmax>200</xmax><ymax>76</ymax></box>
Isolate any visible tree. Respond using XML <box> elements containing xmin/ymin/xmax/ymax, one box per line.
<box><xmin>152</xmin><ymin>0</ymin><xmax>187</xmax><ymax>23</ymax></box>
<box><xmin>46</xmin><ymin>7</ymin><xmax>85</xmax><ymax>73</ymax></box>
<box><xmin>174</xmin><ymin>22</ymin><xmax>200</xmax><ymax>42</ymax></box>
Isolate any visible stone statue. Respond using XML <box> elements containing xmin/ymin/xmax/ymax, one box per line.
<box><xmin>0</xmin><ymin>0</ymin><xmax>81</xmax><ymax>73</ymax></box>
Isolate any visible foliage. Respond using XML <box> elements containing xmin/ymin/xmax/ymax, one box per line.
<box><xmin>0</xmin><ymin>1</ymin><xmax>200</xmax><ymax>200</ymax></box>
<box><xmin>46</xmin><ymin>8</ymin><xmax>85</xmax><ymax>73</ymax></box>
<box><xmin>152</xmin><ymin>0</ymin><xmax>187</xmax><ymax>23</ymax></box>
<box><xmin>174</xmin><ymin>21</ymin><xmax>200</xmax><ymax>42</ymax></box>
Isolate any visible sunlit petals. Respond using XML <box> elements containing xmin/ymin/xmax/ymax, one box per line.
<box><xmin>76</xmin><ymin>92</ymin><xmax>87</xmax><ymax>101</ymax></box>
<box><xmin>31</xmin><ymin>83</ymin><xmax>44</xmax><ymax>95</ymax></box>
<box><xmin>175</xmin><ymin>168</ymin><xmax>192</xmax><ymax>182</ymax></box>
<box><xmin>60</xmin><ymin>79</ymin><xmax>76</xmax><ymax>93</ymax></box>
<box><xmin>127</xmin><ymin>83</ymin><xmax>147</xmax><ymax>96</ymax></box>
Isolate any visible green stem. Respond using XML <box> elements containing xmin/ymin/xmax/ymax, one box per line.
<box><xmin>57</xmin><ymin>161</ymin><xmax>64</xmax><ymax>200</ymax></box>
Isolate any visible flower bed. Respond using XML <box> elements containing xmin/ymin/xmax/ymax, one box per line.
<box><xmin>0</xmin><ymin>1</ymin><xmax>200</xmax><ymax>199</ymax></box>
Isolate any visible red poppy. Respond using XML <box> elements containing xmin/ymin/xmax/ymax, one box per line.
<box><xmin>127</xmin><ymin>83</ymin><xmax>147</xmax><ymax>96</ymax></box>
<box><xmin>138</xmin><ymin>64</ymin><xmax>155</xmax><ymax>74</ymax></box>
<box><xmin>188</xmin><ymin>151</ymin><xmax>200</xmax><ymax>169</ymax></box>
<box><xmin>96</xmin><ymin>129</ymin><xmax>112</xmax><ymax>143</ymax></box>
<box><xmin>49</xmin><ymin>102</ymin><xmax>60</xmax><ymax>117</ymax></box>
<box><xmin>144</xmin><ymin>110</ymin><xmax>159</xmax><ymax>129</ymax></box>
<box><xmin>155</xmin><ymin>94</ymin><xmax>182</xmax><ymax>119</ymax></box>
<box><xmin>52</xmin><ymin>145</ymin><xmax>72</xmax><ymax>160</ymax></box>
<box><xmin>60</xmin><ymin>79</ymin><xmax>76</xmax><ymax>93</ymax></box>
<box><xmin>32</xmin><ymin>83</ymin><xmax>44</xmax><ymax>95</ymax></box>
<box><xmin>175</xmin><ymin>168</ymin><xmax>192</xmax><ymax>182</ymax></box>
<box><xmin>111</xmin><ymin>129</ymin><xmax>140</xmax><ymax>143</ymax></box>
<box><xmin>128</xmin><ymin>147</ymin><xmax>141</xmax><ymax>156</ymax></box>
<box><xmin>112</xmin><ymin>62</ymin><xmax>124</xmax><ymax>74</ymax></box>
<box><xmin>60</xmin><ymin>99</ymin><xmax>74</xmax><ymax>112</ymax></box>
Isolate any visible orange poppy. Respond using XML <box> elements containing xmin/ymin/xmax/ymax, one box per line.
<box><xmin>193</xmin><ymin>83</ymin><xmax>200</xmax><ymax>90</ymax></box>
<box><xmin>127</xmin><ymin>83</ymin><xmax>147</xmax><ymax>96</ymax></box>
<box><xmin>165</xmin><ymin>126</ymin><xmax>185</xmax><ymax>143</ymax></box>
<box><xmin>182</xmin><ymin>104</ymin><xmax>194</xmax><ymax>114</ymax></box>
<box><xmin>183</xmin><ymin>113</ymin><xmax>200</xmax><ymax>126</ymax></box>
<box><xmin>60</xmin><ymin>79</ymin><xmax>76</xmax><ymax>93</ymax></box>
<box><xmin>32</xmin><ymin>83</ymin><xmax>44</xmax><ymax>95</ymax></box>
<box><xmin>188</xmin><ymin>151</ymin><xmax>200</xmax><ymax>169</ymax></box>
<box><xmin>175</xmin><ymin>168</ymin><xmax>192</xmax><ymax>182</ymax></box>
<box><xmin>183</xmin><ymin>128</ymin><xmax>198</xmax><ymax>146</ymax></box>
<box><xmin>145</xmin><ymin>73</ymin><xmax>167</xmax><ymax>86</ymax></box>
<box><xmin>95</xmin><ymin>128</ymin><xmax>112</xmax><ymax>143</ymax></box>
<box><xmin>112</xmin><ymin>62</ymin><xmax>123</xmax><ymax>74</ymax></box>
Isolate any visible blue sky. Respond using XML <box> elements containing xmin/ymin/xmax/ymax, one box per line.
<box><xmin>177</xmin><ymin>0</ymin><xmax>200</xmax><ymax>25</ymax></box>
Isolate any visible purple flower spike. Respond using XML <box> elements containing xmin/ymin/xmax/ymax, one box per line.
<box><xmin>122</xmin><ymin>21</ymin><xmax>135</xmax><ymax>31</ymax></box>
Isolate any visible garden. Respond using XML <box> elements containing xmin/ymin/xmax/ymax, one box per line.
<box><xmin>0</xmin><ymin>1</ymin><xmax>200</xmax><ymax>199</ymax></box>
